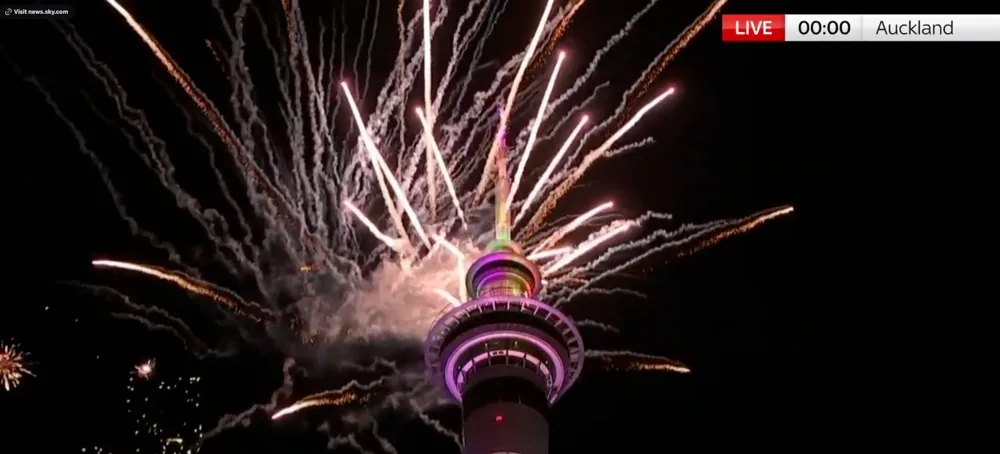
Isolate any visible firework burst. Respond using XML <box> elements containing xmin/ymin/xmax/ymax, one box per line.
<box><xmin>0</xmin><ymin>342</ymin><xmax>34</xmax><ymax>391</ymax></box>
<box><xmin>134</xmin><ymin>358</ymin><xmax>156</xmax><ymax>379</ymax></box>
<box><xmin>23</xmin><ymin>0</ymin><xmax>794</xmax><ymax>448</ymax></box>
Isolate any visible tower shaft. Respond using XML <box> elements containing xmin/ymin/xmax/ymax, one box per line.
<box><xmin>462</xmin><ymin>376</ymin><xmax>549</xmax><ymax>454</ymax></box>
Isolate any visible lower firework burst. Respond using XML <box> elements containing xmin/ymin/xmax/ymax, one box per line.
<box><xmin>0</xmin><ymin>342</ymin><xmax>33</xmax><ymax>391</ymax></box>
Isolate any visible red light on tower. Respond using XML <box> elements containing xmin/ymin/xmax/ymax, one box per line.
<box><xmin>495</xmin><ymin>415</ymin><xmax>503</xmax><ymax>423</ymax></box>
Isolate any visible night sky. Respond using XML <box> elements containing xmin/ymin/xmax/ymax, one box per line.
<box><xmin>0</xmin><ymin>0</ymin><xmax>982</xmax><ymax>452</ymax></box>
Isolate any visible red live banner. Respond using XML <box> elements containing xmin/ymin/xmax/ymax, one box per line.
<box><xmin>721</xmin><ymin>14</ymin><xmax>786</xmax><ymax>42</ymax></box>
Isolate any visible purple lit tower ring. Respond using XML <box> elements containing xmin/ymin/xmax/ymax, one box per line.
<box><xmin>424</xmin><ymin>246</ymin><xmax>585</xmax><ymax>454</ymax></box>
<box><xmin>425</xmin><ymin>295</ymin><xmax>584</xmax><ymax>403</ymax></box>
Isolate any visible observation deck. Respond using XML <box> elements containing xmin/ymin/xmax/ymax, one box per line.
<box><xmin>424</xmin><ymin>245</ymin><xmax>585</xmax><ymax>405</ymax></box>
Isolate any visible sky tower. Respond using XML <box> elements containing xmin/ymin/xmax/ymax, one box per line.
<box><xmin>424</xmin><ymin>131</ymin><xmax>585</xmax><ymax>454</ymax></box>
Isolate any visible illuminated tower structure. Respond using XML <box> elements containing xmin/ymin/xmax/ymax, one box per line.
<box><xmin>424</xmin><ymin>131</ymin><xmax>585</xmax><ymax>454</ymax></box>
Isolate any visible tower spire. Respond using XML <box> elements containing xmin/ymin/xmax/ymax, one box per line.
<box><xmin>492</xmin><ymin>102</ymin><xmax>512</xmax><ymax>248</ymax></box>
<box><xmin>495</xmin><ymin>130</ymin><xmax>511</xmax><ymax>244</ymax></box>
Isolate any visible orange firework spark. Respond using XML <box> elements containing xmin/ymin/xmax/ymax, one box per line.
<box><xmin>100</xmin><ymin>0</ymin><xmax>226</xmax><ymax>146</ymax></box>
<box><xmin>91</xmin><ymin>259</ymin><xmax>261</xmax><ymax>321</ymax></box>
<box><xmin>679</xmin><ymin>205</ymin><xmax>795</xmax><ymax>257</ymax></box>
<box><xmin>617</xmin><ymin>0</ymin><xmax>728</xmax><ymax>125</ymax></box>
<box><xmin>594</xmin><ymin>350</ymin><xmax>691</xmax><ymax>374</ymax></box>
<box><xmin>101</xmin><ymin>0</ymin><xmax>317</xmax><ymax>255</ymax></box>
<box><xmin>271</xmin><ymin>391</ymin><xmax>370</xmax><ymax>420</ymax></box>
<box><xmin>526</xmin><ymin>0</ymin><xmax>586</xmax><ymax>78</ymax></box>
<box><xmin>280</xmin><ymin>0</ymin><xmax>296</xmax><ymax>45</ymax></box>
<box><xmin>629</xmin><ymin>361</ymin><xmax>691</xmax><ymax>373</ymax></box>
<box><xmin>1</xmin><ymin>342</ymin><xmax>34</xmax><ymax>391</ymax></box>
<box><xmin>204</xmin><ymin>40</ymin><xmax>230</xmax><ymax>81</ymax></box>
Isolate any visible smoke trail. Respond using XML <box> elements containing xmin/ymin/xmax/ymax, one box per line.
<box><xmin>574</xmin><ymin>319</ymin><xmax>621</xmax><ymax>333</ymax></box>
<box><xmin>70</xmin><ymin>283</ymin><xmax>225</xmax><ymax>358</ymax></box>
<box><xmin>549</xmin><ymin>207</ymin><xmax>794</xmax><ymax>305</ymax></box>
<box><xmin>15</xmin><ymin>72</ymin><xmax>187</xmax><ymax>271</ymax></box>
<box><xmin>199</xmin><ymin>358</ymin><xmax>297</xmax><ymax>445</ymax></box>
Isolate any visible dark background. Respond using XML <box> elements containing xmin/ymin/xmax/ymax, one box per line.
<box><xmin>1</xmin><ymin>0</ymin><xmax>980</xmax><ymax>452</ymax></box>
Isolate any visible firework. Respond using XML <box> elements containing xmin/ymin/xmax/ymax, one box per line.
<box><xmin>0</xmin><ymin>342</ymin><xmax>33</xmax><ymax>391</ymax></box>
<box><xmin>134</xmin><ymin>358</ymin><xmax>155</xmax><ymax>379</ymax></box>
<box><xmin>27</xmin><ymin>0</ymin><xmax>796</xmax><ymax>449</ymax></box>
<box><xmin>71</xmin><ymin>0</ymin><xmax>774</xmax><ymax>338</ymax></box>
<box><xmin>272</xmin><ymin>391</ymin><xmax>369</xmax><ymax>420</ymax></box>
<box><xmin>91</xmin><ymin>259</ymin><xmax>263</xmax><ymax>321</ymax></box>
<box><xmin>125</xmin><ymin>368</ymin><xmax>204</xmax><ymax>453</ymax></box>
<box><xmin>590</xmin><ymin>350</ymin><xmax>692</xmax><ymax>374</ymax></box>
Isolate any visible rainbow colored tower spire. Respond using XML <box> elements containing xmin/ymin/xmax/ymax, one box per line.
<box><xmin>493</xmin><ymin>130</ymin><xmax>512</xmax><ymax>245</ymax></box>
<box><xmin>490</xmin><ymin>100</ymin><xmax>514</xmax><ymax>251</ymax></box>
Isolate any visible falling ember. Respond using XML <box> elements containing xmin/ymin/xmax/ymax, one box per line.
<box><xmin>678</xmin><ymin>205</ymin><xmax>795</xmax><ymax>257</ymax></box>
<box><xmin>98</xmin><ymin>0</ymin><xmax>285</xmax><ymax>214</ymax></box>
<box><xmin>134</xmin><ymin>359</ymin><xmax>156</xmax><ymax>379</ymax></box>
<box><xmin>272</xmin><ymin>392</ymin><xmax>365</xmax><ymax>420</ymax></box>
<box><xmin>528</xmin><ymin>0</ymin><xmax>586</xmax><ymax>75</ymax></box>
<box><xmin>91</xmin><ymin>259</ymin><xmax>261</xmax><ymax>321</ymax></box>
<box><xmin>588</xmin><ymin>350</ymin><xmax>691</xmax><ymax>374</ymax></box>
<box><xmin>630</xmin><ymin>361</ymin><xmax>691</xmax><ymax>373</ymax></box>
<box><xmin>0</xmin><ymin>342</ymin><xmax>33</xmax><ymax>391</ymax></box>
<box><xmin>100</xmin><ymin>0</ymin><xmax>202</xmax><ymax>114</ymax></box>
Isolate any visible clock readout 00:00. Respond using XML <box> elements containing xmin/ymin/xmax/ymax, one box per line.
<box><xmin>723</xmin><ymin>14</ymin><xmax>999</xmax><ymax>42</ymax></box>
<box><xmin>785</xmin><ymin>15</ymin><xmax>863</xmax><ymax>41</ymax></box>
<box><xmin>720</xmin><ymin>14</ymin><xmax>863</xmax><ymax>42</ymax></box>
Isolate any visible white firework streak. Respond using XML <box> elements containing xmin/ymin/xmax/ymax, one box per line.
<box><xmin>20</xmin><ymin>0</ymin><xmax>797</xmax><ymax>449</ymax></box>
